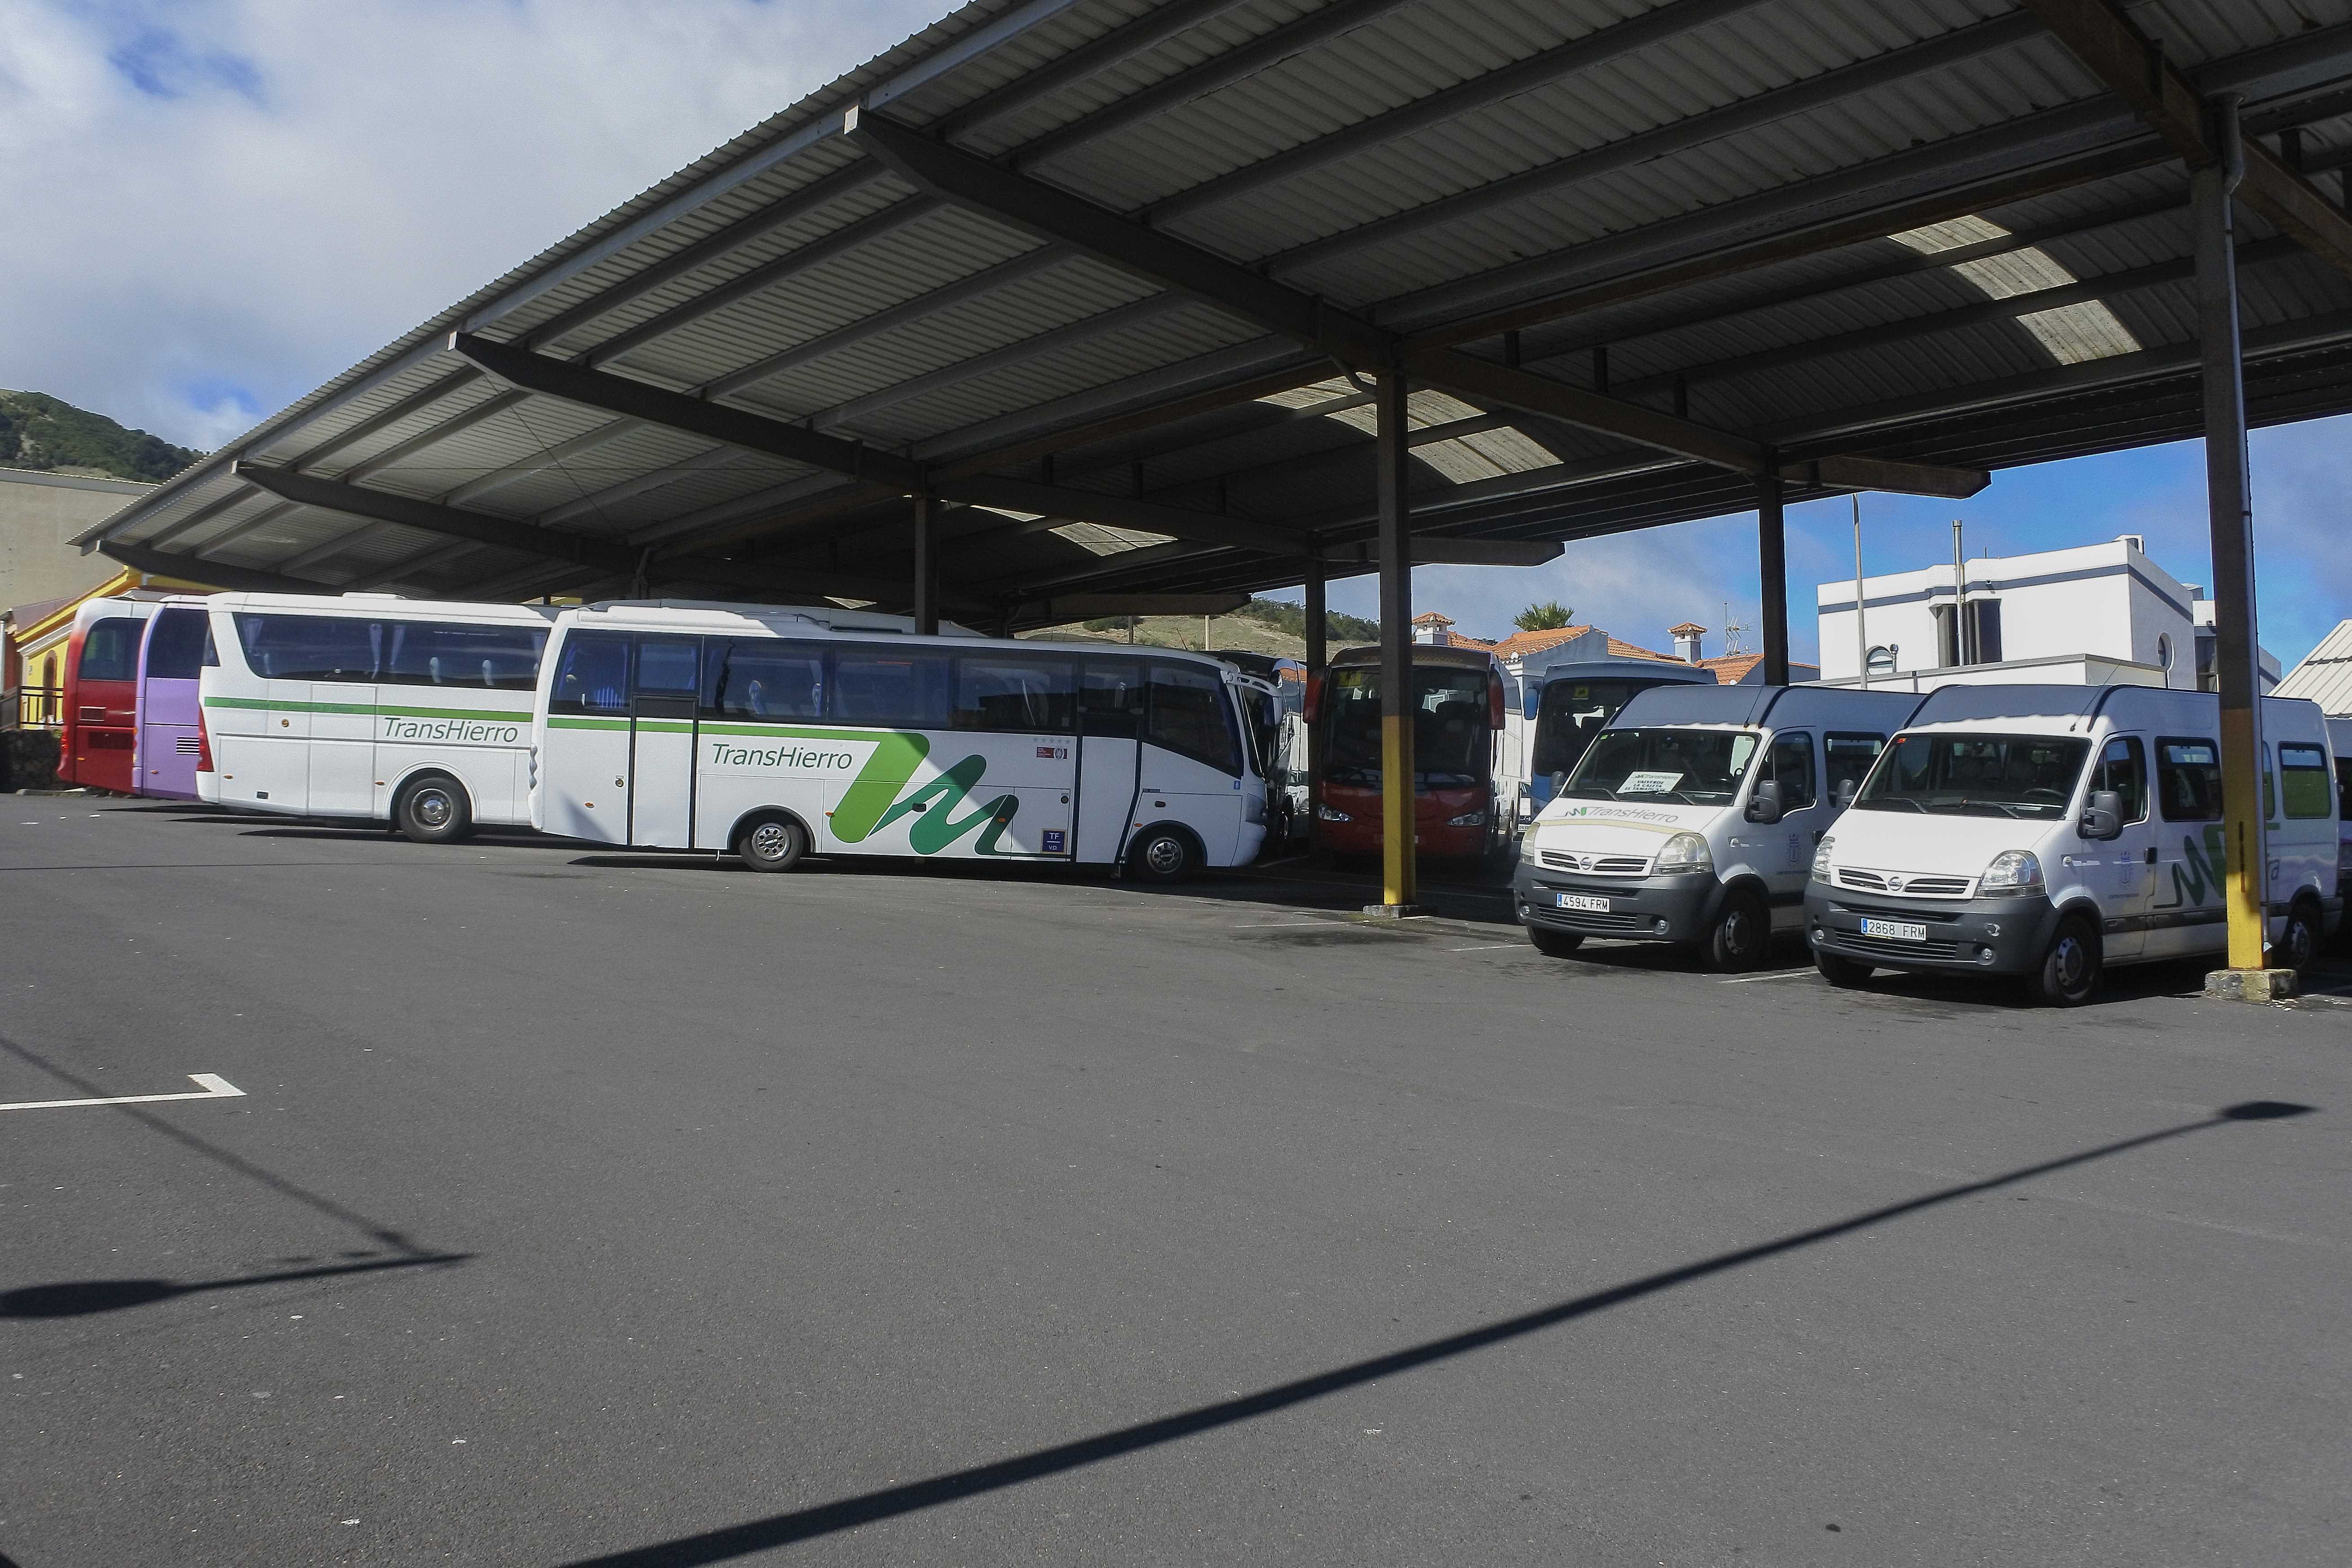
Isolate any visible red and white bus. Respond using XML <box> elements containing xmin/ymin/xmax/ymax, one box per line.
<box><xmin>58</xmin><ymin>597</ymin><xmax>159</xmax><ymax>794</ymax></box>
<box><xmin>1309</xmin><ymin>642</ymin><xmax>1510</xmax><ymax>862</ymax></box>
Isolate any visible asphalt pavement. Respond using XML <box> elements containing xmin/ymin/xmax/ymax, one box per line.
<box><xmin>3</xmin><ymin>800</ymin><xmax>2348</xmax><ymax>1566</ymax></box>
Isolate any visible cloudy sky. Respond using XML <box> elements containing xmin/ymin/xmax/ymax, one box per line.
<box><xmin>4</xmin><ymin>0</ymin><xmax>2344</xmax><ymax>668</ymax></box>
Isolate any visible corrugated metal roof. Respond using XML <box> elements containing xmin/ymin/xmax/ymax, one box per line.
<box><xmin>81</xmin><ymin>0</ymin><xmax>2352</xmax><ymax>627</ymax></box>
<box><xmin>2275</xmin><ymin>619</ymin><xmax>2352</xmax><ymax>715</ymax></box>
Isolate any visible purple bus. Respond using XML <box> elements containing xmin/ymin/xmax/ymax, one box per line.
<box><xmin>133</xmin><ymin>597</ymin><xmax>212</xmax><ymax>800</ymax></box>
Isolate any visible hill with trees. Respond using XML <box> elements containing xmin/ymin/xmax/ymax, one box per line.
<box><xmin>0</xmin><ymin>391</ymin><xmax>204</xmax><ymax>484</ymax></box>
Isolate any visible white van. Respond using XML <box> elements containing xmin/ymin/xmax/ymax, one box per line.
<box><xmin>1805</xmin><ymin>685</ymin><xmax>2343</xmax><ymax>1005</ymax></box>
<box><xmin>1513</xmin><ymin>685</ymin><xmax>1929</xmax><ymax>968</ymax></box>
<box><xmin>529</xmin><ymin>601</ymin><xmax>1268</xmax><ymax>880</ymax></box>
<box><xmin>196</xmin><ymin>592</ymin><xmax>557</xmax><ymax>840</ymax></box>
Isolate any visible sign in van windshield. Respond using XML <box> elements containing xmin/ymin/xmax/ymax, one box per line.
<box><xmin>1618</xmin><ymin>771</ymin><xmax>1684</xmax><ymax>794</ymax></box>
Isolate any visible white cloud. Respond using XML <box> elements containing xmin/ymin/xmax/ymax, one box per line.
<box><xmin>0</xmin><ymin>0</ymin><xmax>937</xmax><ymax>448</ymax></box>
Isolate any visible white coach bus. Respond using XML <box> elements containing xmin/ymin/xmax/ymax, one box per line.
<box><xmin>530</xmin><ymin>602</ymin><xmax>1269</xmax><ymax>880</ymax></box>
<box><xmin>196</xmin><ymin>592</ymin><xmax>556</xmax><ymax>841</ymax></box>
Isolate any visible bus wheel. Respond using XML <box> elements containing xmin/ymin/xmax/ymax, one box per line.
<box><xmin>2029</xmin><ymin>915</ymin><xmax>2101</xmax><ymax>1007</ymax></box>
<box><xmin>396</xmin><ymin>775</ymin><xmax>472</xmax><ymax>844</ymax></box>
<box><xmin>735</xmin><ymin>815</ymin><xmax>808</xmax><ymax>873</ymax></box>
<box><xmin>2276</xmin><ymin>897</ymin><xmax>2322</xmax><ymax>974</ymax></box>
<box><xmin>1703</xmin><ymin>889</ymin><xmax>1768</xmax><ymax>971</ymax></box>
<box><xmin>1527</xmin><ymin>926</ymin><xmax>1583</xmax><ymax>959</ymax></box>
<box><xmin>1128</xmin><ymin>826</ymin><xmax>1198</xmax><ymax>885</ymax></box>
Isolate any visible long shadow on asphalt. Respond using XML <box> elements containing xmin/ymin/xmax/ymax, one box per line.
<box><xmin>554</xmin><ymin>1101</ymin><xmax>2316</xmax><ymax>1568</ymax></box>
<box><xmin>1</xmin><ymin>1253</ymin><xmax>473</xmax><ymax>1319</ymax></box>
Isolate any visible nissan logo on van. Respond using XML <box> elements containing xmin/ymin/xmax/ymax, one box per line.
<box><xmin>1885</xmin><ymin>874</ymin><xmax>1907</xmax><ymax>892</ymax></box>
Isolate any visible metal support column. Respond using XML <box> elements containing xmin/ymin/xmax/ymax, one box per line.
<box><xmin>1303</xmin><ymin>552</ymin><xmax>1327</xmax><ymax>828</ymax></box>
<box><xmin>2195</xmin><ymin>95</ymin><xmax>2271</xmax><ymax>978</ymax></box>
<box><xmin>1757</xmin><ymin>461</ymin><xmax>1790</xmax><ymax>686</ymax></box>
<box><xmin>1372</xmin><ymin>371</ymin><xmax>1420</xmax><ymax>914</ymax></box>
<box><xmin>913</xmin><ymin>493</ymin><xmax>938</xmax><ymax>635</ymax></box>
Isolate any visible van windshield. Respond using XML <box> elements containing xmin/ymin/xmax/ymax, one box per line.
<box><xmin>1565</xmin><ymin>727</ymin><xmax>1757</xmax><ymax>805</ymax></box>
<box><xmin>1856</xmin><ymin>732</ymin><xmax>2092</xmax><ymax>819</ymax></box>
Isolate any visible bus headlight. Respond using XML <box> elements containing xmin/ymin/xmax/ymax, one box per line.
<box><xmin>1243</xmin><ymin>793</ymin><xmax>1266</xmax><ymax>825</ymax></box>
<box><xmin>1317</xmin><ymin>803</ymin><xmax>1352</xmax><ymax>823</ymax></box>
<box><xmin>1446</xmin><ymin>810</ymin><xmax>1487</xmax><ymax>827</ymax></box>
<box><xmin>1654</xmin><ymin>832</ymin><xmax>1713</xmax><ymax>875</ymax></box>
<box><xmin>1979</xmin><ymin>849</ymin><xmax>2043</xmax><ymax>894</ymax></box>
<box><xmin>1810</xmin><ymin>834</ymin><xmax>1835</xmax><ymax>883</ymax></box>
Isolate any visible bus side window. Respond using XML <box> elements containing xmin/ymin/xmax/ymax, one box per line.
<box><xmin>2278</xmin><ymin>743</ymin><xmax>2332</xmax><ymax>819</ymax></box>
<box><xmin>145</xmin><ymin>610</ymin><xmax>209</xmax><ymax>681</ymax></box>
<box><xmin>1823</xmin><ymin>731</ymin><xmax>1886</xmax><ymax>801</ymax></box>
<box><xmin>79</xmin><ymin>618</ymin><xmax>145</xmax><ymax>682</ymax></box>
<box><xmin>1078</xmin><ymin>662</ymin><xmax>1144</xmax><ymax>739</ymax></box>
<box><xmin>832</xmin><ymin>646</ymin><xmax>951</xmax><ymax>729</ymax></box>
<box><xmin>1146</xmin><ymin>662</ymin><xmax>1241</xmax><ymax>776</ymax></box>
<box><xmin>634</xmin><ymin>637</ymin><xmax>701</xmax><ymax>698</ymax></box>
<box><xmin>2156</xmin><ymin>737</ymin><xmax>2224</xmax><ymax>821</ymax></box>
<box><xmin>2091</xmin><ymin>736</ymin><xmax>2149</xmax><ymax>822</ymax></box>
<box><xmin>710</xmin><ymin>640</ymin><xmax>824</xmax><ymax>720</ymax></box>
<box><xmin>1765</xmin><ymin>733</ymin><xmax>1816</xmax><ymax>809</ymax></box>
<box><xmin>954</xmin><ymin>654</ymin><xmax>1074</xmax><ymax>733</ymax></box>
<box><xmin>552</xmin><ymin>632</ymin><xmax>631</xmax><ymax>714</ymax></box>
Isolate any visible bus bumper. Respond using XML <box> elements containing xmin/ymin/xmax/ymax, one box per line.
<box><xmin>1804</xmin><ymin>886</ymin><xmax>2062</xmax><ymax>975</ymax></box>
<box><xmin>1513</xmin><ymin>864</ymin><xmax>1722</xmax><ymax>942</ymax></box>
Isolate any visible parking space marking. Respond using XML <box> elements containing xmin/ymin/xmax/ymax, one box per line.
<box><xmin>1449</xmin><ymin>943</ymin><xmax>1524</xmax><ymax>952</ymax></box>
<box><xmin>0</xmin><ymin>1073</ymin><xmax>246</xmax><ymax>1113</ymax></box>
<box><xmin>1717</xmin><ymin>969</ymin><xmax>1819</xmax><ymax>984</ymax></box>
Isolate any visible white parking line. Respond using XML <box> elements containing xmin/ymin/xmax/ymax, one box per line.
<box><xmin>1449</xmin><ymin>943</ymin><xmax>1524</xmax><ymax>952</ymax></box>
<box><xmin>1717</xmin><ymin>969</ymin><xmax>1819</xmax><ymax>984</ymax></box>
<box><xmin>0</xmin><ymin>1074</ymin><xmax>246</xmax><ymax>1112</ymax></box>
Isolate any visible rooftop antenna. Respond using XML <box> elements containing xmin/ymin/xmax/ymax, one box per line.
<box><xmin>1721</xmin><ymin>600</ymin><xmax>1750</xmax><ymax>656</ymax></box>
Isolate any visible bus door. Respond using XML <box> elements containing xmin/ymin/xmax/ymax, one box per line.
<box><xmin>1138</xmin><ymin>661</ymin><xmax>1246</xmax><ymax>864</ymax></box>
<box><xmin>627</xmin><ymin>636</ymin><xmax>701</xmax><ymax>847</ymax></box>
<box><xmin>541</xmin><ymin>631</ymin><xmax>633</xmax><ymax>843</ymax></box>
<box><xmin>1074</xmin><ymin>661</ymin><xmax>1144</xmax><ymax>864</ymax></box>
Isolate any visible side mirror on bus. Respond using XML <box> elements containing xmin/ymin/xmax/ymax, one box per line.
<box><xmin>1747</xmin><ymin>779</ymin><xmax>1785</xmax><ymax>824</ymax></box>
<box><xmin>2080</xmin><ymin>789</ymin><xmax>2123</xmax><ymax>841</ymax></box>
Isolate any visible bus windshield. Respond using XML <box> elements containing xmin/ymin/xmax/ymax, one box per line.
<box><xmin>1566</xmin><ymin>727</ymin><xmax>1757</xmax><ymax>805</ymax></box>
<box><xmin>1325</xmin><ymin>665</ymin><xmax>1489</xmax><ymax>788</ymax></box>
<box><xmin>1532</xmin><ymin>677</ymin><xmax>1684</xmax><ymax>779</ymax></box>
<box><xmin>1855</xmin><ymin>732</ymin><xmax>2091</xmax><ymax>819</ymax></box>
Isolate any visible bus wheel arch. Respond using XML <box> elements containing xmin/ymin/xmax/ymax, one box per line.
<box><xmin>732</xmin><ymin>810</ymin><xmax>811</xmax><ymax>873</ymax></box>
<box><xmin>1127</xmin><ymin>821</ymin><xmax>1204</xmax><ymax>885</ymax></box>
<box><xmin>392</xmin><ymin>771</ymin><xmax>474</xmax><ymax>844</ymax></box>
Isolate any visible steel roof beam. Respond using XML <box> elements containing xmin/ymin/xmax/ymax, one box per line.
<box><xmin>2021</xmin><ymin>0</ymin><xmax>2352</xmax><ymax>286</ymax></box>
<box><xmin>97</xmin><ymin>540</ymin><xmax>325</xmax><ymax>594</ymax></box>
<box><xmin>235</xmin><ymin>463</ymin><xmax>644</xmax><ymax>575</ymax></box>
<box><xmin>935</xmin><ymin>0</ymin><xmax>1256</xmax><ymax>141</ymax></box>
<box><xmin>450</xmin><ymin>330</ymin><xmax>1308</xmax><ymax>554</ymax></box>
<box><xmin>443</xmin><ymin>416</ymin><xmax>641</xmax><ymax>507</ymax></box>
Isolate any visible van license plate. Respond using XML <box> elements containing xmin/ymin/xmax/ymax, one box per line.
<box><xmin>1862</xmin><ymin>918</ymin><xmax>1927</xmax><ymax>942</ymax></box>
<box><xmin>1555</xmin><ymin>894</ymin><xmax>1610</xmax><ymax>913</ymax></box>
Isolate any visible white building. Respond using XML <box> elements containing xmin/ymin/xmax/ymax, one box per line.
<box><xmin>1815</xmin><ymin>534</ymin><xmax>2278</xmax><ymax>692</ymax></box>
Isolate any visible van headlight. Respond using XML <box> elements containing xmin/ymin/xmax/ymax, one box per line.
<box><xmin>1519</xmin><ymin>831</ymin><xmax>1541</xmax><ymax>861</ymax></box>
<box><xmin>1654</xmin><ymin>832</ymin><xmax>1713</xmax><ymax>875</ymax></box>
<box><xmin>1979</xmin><ymin>850</ymin><xmax>2043</xmax><ymax>894</ymax></box>
<box><xmin>1810</xmin><ymin>834</ymin><xmax>1834</xmax><ymax>883</ymax></box>
<box><xmin>1446</xmin><ymin>810</ymin><xmax>1487</xmax><ymax>827</ymax></box>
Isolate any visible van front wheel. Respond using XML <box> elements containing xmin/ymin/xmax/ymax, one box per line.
<box><xmin>1815</xmin><ymin>950</ymin><xmax>1873</xmax><ymax>988</ymax></box>
<box><xmin>1528</xmin><ymin>926</ymin><xmax>1584</xmax><ymax>959</ymax></box>
<box><xmin>1703</xmin><ymin>889</ymin><xmax>1769</xmax><ymax>971</ymax></box>
<box><xmin>2030</xmin><ymin>915</ymin><xmax>2102</xmax><ymax>1007</ymax></box>
<box><xmin>2276</xmin><ymin>898</ymin><xmax>2322</xmax><ymax>974</ymax></box>
<box><xmin>395</xmin><ymin>775</ymin><xmax>473</xmax><ymax>845</ymax></box>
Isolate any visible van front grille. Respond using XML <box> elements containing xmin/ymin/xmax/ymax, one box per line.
<box><xmin>1539</xmin><ymin>851</ymin><xmax>1649</xmax><ymax>875</ymax></box>
<box><xmin>1836</xmin><ymin>867</ymin><xmax>1972</xmax><ymax>898</ymax></box>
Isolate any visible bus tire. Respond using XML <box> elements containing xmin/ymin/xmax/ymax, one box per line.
<box><xmin>1703</xmin><ymin>887</ymin><xmax>1769</xmax><ymax>972</ymax></box>
<box><xmin>1127</xmin><ymin>825</ymin><xmax>1200</xmax><ymax>885</ymax></box>
<box><xmin>2029</xmin><ymin>914</ymin><xmax>2101</xmax><ymax>1007</ymax></box>
<box><xmin>735</xmin><ymin>814</ymin><xmax>808</xmax><ymax>873</ymax></box>
<box><xmin>395</xmin><ymin>774</ymin><xmax>473</xmax><ymax>845</ymax></box>
<box><xmin>2276</xmin><ymin>896</ymin><xmax>2322</xmax><ymax>974</ymax></box>
<box><xmin>1528</xmin><ymin>926</ymin><xmax>1583</xmax><ymax>958</ymax></box>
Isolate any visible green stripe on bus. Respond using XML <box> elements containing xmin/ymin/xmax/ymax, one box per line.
<box><xmin>204</xmin><ymin>696</ymin><xmax>531</xmax><ymax>722</ymax></box>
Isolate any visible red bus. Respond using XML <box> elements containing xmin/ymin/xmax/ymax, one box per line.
<box><xmin>1309</xmin><ymin>643</ymin><xmax>1509</xmax><ymax>862</ymax></box>
<box><xmin>58</xmin><ymin>598</ymin><xmax>159</xmax><ymax>794</ymax></box>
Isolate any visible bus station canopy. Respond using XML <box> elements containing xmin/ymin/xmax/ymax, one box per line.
<box><xmin>82</xmin><ymin>0</ymin><xmax>2352</xmax><ymax>629</ymax></box>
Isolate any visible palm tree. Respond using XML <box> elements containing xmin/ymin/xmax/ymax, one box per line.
<box><xmin>1513</xmin><ymin>601</ymin><xmax>1575</xmax><ymax>632</ymax></box>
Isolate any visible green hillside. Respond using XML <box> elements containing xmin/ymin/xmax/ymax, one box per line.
<box><xmin>0</xmin><ymin>391</ymin><xmax>204</xmax><ymax>484</ymax></box>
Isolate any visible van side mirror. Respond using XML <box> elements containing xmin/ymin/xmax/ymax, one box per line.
<box><xmin>1747</xmin><ymin>779</ymin><xmax>1785</xmax><ymax>824</ymax></box>
<box><xmin>1835</xmin><ymin>777</ymin><xmax>1858</xmax><ymax>808</ymax></box>
<box><xmin>2080</xmin><ymin>789</ymin><xmax>2123</xmax><ymax>841</ymax></box>
<box><xmin>1549</xmin><ymin>770</ymin><xmax>1567</xmax><ymax>797</ymax></box>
